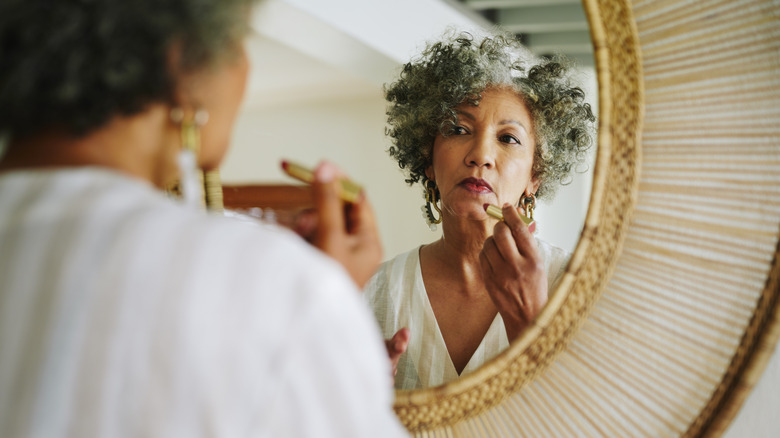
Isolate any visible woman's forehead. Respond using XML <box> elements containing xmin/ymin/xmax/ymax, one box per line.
<box><xmin>454</xmin><ymin>88</ymin><xmax>532</xmax><ymax>121</ymax></box>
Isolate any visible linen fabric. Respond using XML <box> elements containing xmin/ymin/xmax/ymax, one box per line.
<box><xmin>364</xmin><ymin>240</ymin><xmax>569</xmax><ymax>390</ymax></box>
<box><xmin>0</xmin><ymin>168</ymin><xmax>407</xmax><ymax>438</ymax></box>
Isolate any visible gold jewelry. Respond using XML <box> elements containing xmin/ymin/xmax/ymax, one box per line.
<box><xmin>170</xmin><ymin>108</ymin><xmax>209</xmax><ymax>153</ymax></box>
<box><xmin>422</xmin><ymin>180</ymin><xmax>442</xmax><ymax>230</ymax></box>
<box><xmin>203</xmin><ymin>169</ymin><xmax>224</xmax><ymax>212</ymax></box>
<box><xmin>170</xmin><ymin>108</ymin><xmax>211</xmax><ymax>209</ymax></box>
<box><xmin>521</xmin><ymin>193</ymin><xmax>536</xmax><ymax>220</ymax></box>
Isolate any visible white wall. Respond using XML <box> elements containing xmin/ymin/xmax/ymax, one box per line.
<box><xmin>533</xmin><ymin>65</ymin><xmax>597</xmax><ymax>253</ymax></box>
<box><xmin>221</xmin><ymin>93</ymin><xmax>442</xmax><ymax>259</ymax></box>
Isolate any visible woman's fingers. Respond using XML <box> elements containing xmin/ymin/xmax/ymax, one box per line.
<box><xmin>479</xmin><ymin>249</ymin><xmax>516</xmax><ymax>307</ymax></box>
<box><xmin>310</xmin><ymin>161</ymin><xmax>383</xmax><ymax>288</ymax></box>
<box><xmin>480</xmin><ymin>204</ymin><xmax>548</xmax><ymax>341</ymax></box>
<box><xmin>291</xmin><ymin>208</ymin><xmax>318</xmax><ymax>242</ymax></box>
<box><xmin>346</xmin><ymin>189</ymin><xmax>379</xmax><ymax>242</ymax></box>
<box><xmin>345</xmin><ymin>196</ymin><xmax>384</xmax><ymax>287</ymax></box>
<box><xmin>386</xmin><ymin>328</ymin><xmax>410</xmax><ymax>358</ymax></box>
<box><xmin>385</xmin><ymin>328</ymin><xmax>410</xmax><ymax>377</ymax></box>
<box><xmin>312</xmin><ymin>162</ymin><xmax>345</xmax><ymax>248</ymax></box>
<box><xmin>501</xmin><ymin>204</ymin><xmax>539</xmax><ymax>258</ymax></box>
<box><xmin>482</xmin><ymin>204</ymin><xmax>538</xmax><ymax>269</ymax></box>
<box><xmin>489</xmin><ymin>220</ymin><xmax>521</xmax><ymax>264</ymax></box>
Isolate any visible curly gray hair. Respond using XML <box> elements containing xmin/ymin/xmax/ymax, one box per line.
<box><xmin>385</xmin><ymin>31</ymin><xmax>596</xmax><ymax>201</ymax></box>
<box><xmin>0</xmin><ymin>0</ymin><xmax>256</xmax><ymax>140</ymax></box>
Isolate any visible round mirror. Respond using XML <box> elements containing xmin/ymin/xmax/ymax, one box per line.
<box><xmin>221</xmin><ymin>0</ymin><xmax>599</xmax><ymax>392</ymax></box>
<box><xmin>222</xmin><ymin>0</ymin><xmax>780</xmax><ymax>436</ymax></box>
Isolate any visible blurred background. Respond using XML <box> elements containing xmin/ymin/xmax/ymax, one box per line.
<box><xmin>221</xmin><ymin>0</ymin><xmax>597</xmax><ymax>259</ymax></box>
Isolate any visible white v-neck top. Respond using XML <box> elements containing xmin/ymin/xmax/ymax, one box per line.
<box><xmin>364</xmin><ymin>241</ymin><xmax>569</xmax><ymax>390</ymax></box>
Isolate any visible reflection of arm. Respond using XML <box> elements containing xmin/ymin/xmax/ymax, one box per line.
<box><xmin>481</xmin><ymin>205</ymin><xmax>549</xmax><ymax>342</ymax></box>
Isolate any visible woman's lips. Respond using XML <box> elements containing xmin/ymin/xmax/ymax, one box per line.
<box><xmin>459</xmin><ymin>177</ymin><xmax>493</xmax><ymax>194</ymax></box>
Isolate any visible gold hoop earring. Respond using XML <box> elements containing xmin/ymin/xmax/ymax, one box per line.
<box><xmin>170</xmin><ymin>108</ymin><xmax>209</xmax><ymax>153</ymax></box>
<box><xmin>422</xmin><ymin>180</ymin><xmax>442</xmax><ymax>230</ymax></box>
<box><xmin>520</xmin><ymin>193</ymin><xmax>536</xmax><ymax>220</ymax></box>
<box><xmin>170</xmin><ymin>108</ymin><xmax>210</xmax><ymax>208</ymax></box>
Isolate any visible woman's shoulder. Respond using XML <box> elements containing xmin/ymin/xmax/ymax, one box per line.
<box><xmin>1</xmin><ymin>167</ymin><xmax>361</xmax><ymax>309</ymax></box>
<box><xmin>534</xmin><ymin>237</ymin><xmax>570</xmax><ymax>261</ymax></box>
<box><xmin>363</xmin><ymin>246</ymin><xmax>421</xmax><ymax>300</ymax></box>
<box><xmin>534</xmin><ymin>237</ymin><xmax>571</xmax><ymax>289</ymax></box>
<box><xmin>68</xmin><ymin>169</ymin><xmax>362</xmax><ymax>300</ymax></box>
<box><xmin>380</xmin><ymin>246</ymin><xmax>421</xmax><ymax>272</ymax></box>
<box><xmin>196</xmin><ymin>211</ymin><xmax>355</xmax><ymax>290</ymax></box>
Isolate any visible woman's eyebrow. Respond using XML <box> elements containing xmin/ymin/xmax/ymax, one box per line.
<box><xmin>499</xmin><ymin>119</ymin><xmax>529</xmax><ymax>133</ymax></box>
<box><xmin>454</xmin><ymin>109</ymin><xmax>475</xmax><ymax>120</ymax></box>
<box><xmin>455</xmin><ymin>110</ymin><xmax>529</xmax><ymax>133</ymax></box>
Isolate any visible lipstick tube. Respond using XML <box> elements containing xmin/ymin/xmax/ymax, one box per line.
<box><xmin>485</xmin><ymin>204</ymin><xmax>536</xmax><ymax>233</ymax></box>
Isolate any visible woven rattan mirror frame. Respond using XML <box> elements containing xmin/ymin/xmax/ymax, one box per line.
<box><xmin>392</xmin><ymin>0</ymin><xmax>780</xmax><ymax>435</ymax></box>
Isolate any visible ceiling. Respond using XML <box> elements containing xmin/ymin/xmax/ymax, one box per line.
<box><xmin>245</xmin><ymin>0</ymin><xmax>489</xmax><ymax>109</ymax></box>
<box><xmin>454</xmin><ymin>0</ymin><xmax>594</xmax><ymax>66</ymax></box>
<box><xmin>243</xmin><ymin>0</ymin><xmax>594</xmax><ymax>110</ymax></box>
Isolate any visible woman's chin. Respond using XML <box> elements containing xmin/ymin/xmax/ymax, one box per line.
<box><xmin>446</xmin><ymin>204</ymin><xmax>494</xmax><ymax>222</ymax></box>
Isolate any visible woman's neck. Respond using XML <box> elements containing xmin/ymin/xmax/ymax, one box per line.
<box><xmin>0</xmin><ymin>105</ymin><xmax>178</xmax><ymax>188</ymax></box>
<box><xmin>422</xmin><ymin>214</ymin><xmax>497</xmax><ymax>289</ymax></box>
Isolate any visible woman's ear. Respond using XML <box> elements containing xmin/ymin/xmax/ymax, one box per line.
<box><xmin>526</xmin><ymin>177</ymin><xmax>541</xmax><ymax>196</ymax></box>
<box><xmin>167</xmin><ymin>40</ymin><xmax>203</xmax><ymax>111</ymax></box>
<box><xmin>424</xmin><ymin>165</ymin><xmax>435</xmax><ymax>182</ymax></box>
<box><xmin>166</xmin><ymin>40</ymin><xmax>187</xmax><ymax>109</ymax></box>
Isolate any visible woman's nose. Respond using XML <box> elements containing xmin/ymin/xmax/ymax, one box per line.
<box><xmin>464</xmin><ymin>134</ymin><xmax>495</xmax><ymax>168</ymax></box>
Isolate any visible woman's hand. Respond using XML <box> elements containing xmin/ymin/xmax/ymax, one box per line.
<box><xmin>307</xmin><ymin>161</ymin><xmax>383</xmax><ymax>288</ymax></box>
<box><xmin>385</xmin><ymin>328</ymin><xmax>410</xmax><ymax>380</ymax></box>
<box><xmin>479</xmin><ymin>203</ymin><xmax>548</xmax><ymax>341</ymax></box>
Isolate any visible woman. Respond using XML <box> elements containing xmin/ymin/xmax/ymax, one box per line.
<box><xmin>0</xmin><ymin>1</ymin><xmax>405</xmax><ymax>436</ymax></box>
<box><xmin>366</xmin><ymin>31</ymin><xmax>596</xmax><ymax>390</ymax></box>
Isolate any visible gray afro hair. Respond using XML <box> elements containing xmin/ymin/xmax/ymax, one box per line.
<box><xmin>384</xmin><ymin>30</ymin><xmax>596</xmax><ymax>200</ymax></box>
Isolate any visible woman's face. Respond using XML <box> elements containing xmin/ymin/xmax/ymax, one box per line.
<box><xmin>426</xmin><ymin>87</ymin><xmax>539</xmax><ymax>223</ymax></box>
<box><xmin>189</xmin><ymin>43</ymin><xmax>250</xmax><ymax>170</ymax></box>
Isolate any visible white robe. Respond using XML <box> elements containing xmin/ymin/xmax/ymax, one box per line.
<box><xmin>0</xmin><ymin>168</ymin><xmax>407</xmax><ymax>438</ymax></box>
<box><xmin>364</xmin><ymin>241</ymin><xmax>569</xmax><ymax>390</ymax></box>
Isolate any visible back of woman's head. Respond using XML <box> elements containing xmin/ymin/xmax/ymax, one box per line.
<box><xmin>0</xmin><ymin>0</ymin><xmax>254</xmax><ymax>140</ymax></box>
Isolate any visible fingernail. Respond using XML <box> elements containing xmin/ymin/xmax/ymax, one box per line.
<box><xmin>315</xmin><ymin>162</ymin><xmax>336</xmax><ymax>182</ymax></box>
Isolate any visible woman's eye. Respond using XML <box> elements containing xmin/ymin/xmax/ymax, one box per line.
<box><xmin>499</xmin><ymin>134</ymin><xmax>520</xmax><ymax>145</ymax></box>
<box><xmin>453</xmin><ymin>126</ymin><xmax>468</xmax><ymax>135</ymax></box>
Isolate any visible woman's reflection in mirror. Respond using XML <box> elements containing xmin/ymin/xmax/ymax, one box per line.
<box><xmin>365</xmin><ymin>30</ymin><xmax>596</xmax><ymax>390</ymax></box>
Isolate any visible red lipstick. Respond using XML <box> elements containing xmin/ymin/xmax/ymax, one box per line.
<box><xmin>459</xmin><ymin>177</ymin><xmax>493</xmax><ymax>194</ymax></box>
